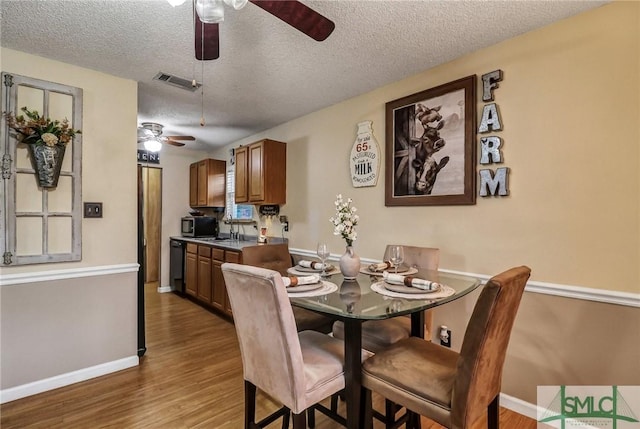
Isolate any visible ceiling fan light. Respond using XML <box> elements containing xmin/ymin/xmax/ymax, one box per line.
<box><xmin>196</xmin><ymin>0</ymin><xmax>225</xmax><ymax>23</ymax></box>
<box><xmin>144</xmin><ymin>139</ymin><xmax>163</xmax><ymax>153</ymax></box>
<box><xmin>166</xmin><ymin>0</ymin><xmax>186</xmax><ymax>6</ymax></box>
<box><xmin>223</xmin><ymin>0</ymin><xmax>248</xmax><ymax>10</ymax></box>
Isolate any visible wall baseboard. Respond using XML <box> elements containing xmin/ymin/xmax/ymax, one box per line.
<box><xmin>289</xmin><ymin>248</ymin><xmax>640</xmax><ymax>308</ymax></box>
<box><xmin>0</xmin><ymin>355</ymin><xmax>139</xmax><ymax>404</ymax></box>
<box><xmin>157</xmin><ymin>285</ymin><xmax>173</xmax><ymax>293</ymax></box>
<box><xmin>500</xmin><ymin>392</ymin><xmax>538</xmax><ymax>420</ymax></box>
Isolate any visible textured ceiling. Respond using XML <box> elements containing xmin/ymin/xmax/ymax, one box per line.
<box><xmin>1</xmin><ymin>0</ymin><xmax>607</xmax><ymax>150</ymax></box>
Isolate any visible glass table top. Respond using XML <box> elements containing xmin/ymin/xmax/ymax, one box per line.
<box><xmin>288</xmin><ymin>268</ymin><xmax>481</xmax><ymax>320</ymax></box>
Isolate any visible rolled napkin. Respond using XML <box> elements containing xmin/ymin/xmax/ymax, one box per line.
<box><xmin>298</xmin><ymin>260</ymin><xmax>327</xmax><ymax>270</ymax></box>
<box><xmin>282</xmin><ymin>274</ymin><xmax>321</xmax><ymax>288</ymax></box>
<box><xmin>368</xmin><ymin>261</ymin><xmax>393</xmax><ymax>272</ymax></box>
<box><xmin>383</xmin><ymin>272</ymin><xmax>441</xmax><ymax>291</ymax></box>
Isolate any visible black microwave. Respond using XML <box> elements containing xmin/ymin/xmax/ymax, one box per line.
<box><xmin>181</xmin><ymin>216</ymin><xmax>218</xmax><ymax>237</ymax></box>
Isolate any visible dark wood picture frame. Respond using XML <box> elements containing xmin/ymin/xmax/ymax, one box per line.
<box><xmin>385</xmin><ymin>75</ymin><xmax>476</xmax><ymax>206</ymax></box>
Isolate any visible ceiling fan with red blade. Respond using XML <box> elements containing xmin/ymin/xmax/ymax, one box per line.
<box><xmin>195</xmin><ymin>0</ymin><xmax>335</xmax><ymax>61</ymax></box>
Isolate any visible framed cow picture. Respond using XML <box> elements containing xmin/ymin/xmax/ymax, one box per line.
<box><xmin>385</xmin><ymin>75</ymin><xmax>477</xmax><ymax>206</ymax></box>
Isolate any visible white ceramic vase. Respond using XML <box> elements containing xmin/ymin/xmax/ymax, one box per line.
<box><xmin>339</xmin><ymin>246</ymin><xmax>361</xmax><ymax>280</ymax></box>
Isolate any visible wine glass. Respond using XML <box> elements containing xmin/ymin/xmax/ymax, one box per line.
<box><xmin>389</xmin><ymin>245</ymin><xmax>404</xmax><ymax>274</ymax></box>
<box><xmin>317</xmin><ymin>243</ymin><xmax>330</xmax><ymax>277</ymax></box>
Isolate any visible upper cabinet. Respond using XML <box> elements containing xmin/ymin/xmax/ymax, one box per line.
<box><xmin>189</xmin><ymin>158</ymin><xmax>226</xmax><ymax>208</ymax></box>
<box><xmin>235</xmin><ymin>139</ymin><xmax>286</xmax><ymax>205</ymax></box>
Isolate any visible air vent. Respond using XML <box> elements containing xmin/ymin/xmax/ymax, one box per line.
<box><xmin>153</xmin><ymin>72</ymin><xmax>201</xmax><ymax>92</ymax></box>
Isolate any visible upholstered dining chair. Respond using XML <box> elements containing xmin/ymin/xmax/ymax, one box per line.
<box><xmin>332</xmin><ymin>245</ymin><xmax>440</xmax><ymax>352</ymax></box>
<box><xmin>222</xmin><ymin>263</ymin><xmax>368</xmax><ymax>429</ymax></box>
<box><xmin>361</xmin><ymin>266</ymin><xmax>531</xmax><ymax>429</ymax></box>
<box><xmin>241</xmin><ymin>243</ymin><xmax>335</xmax><ymax>334</ymax></box>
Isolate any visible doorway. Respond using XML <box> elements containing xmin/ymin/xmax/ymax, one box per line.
<box><xmin>140</xmin><ymin>165</ymin><xmax>162</xmax><ymax>284</ymax></box>
<box><xmin>137</xmin><ymin>164</ymin><xmax>162</xmax><ymax>357</ymax></box>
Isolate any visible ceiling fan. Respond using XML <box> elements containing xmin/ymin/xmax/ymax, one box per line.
<box><xmin>192</xmin><ymin>0</ymin><xmax>336</xmax><ymax>60</ymax></box>
<box><xmin>137</xmin><ymin>122</ymin><xmax>195</xmax><ymax>151</ymax></box>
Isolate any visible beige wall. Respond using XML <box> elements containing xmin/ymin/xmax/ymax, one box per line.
<box><xmin>0</xmin><ymin>48</ymin><xmax>139</xmax><ymax>390</ymax></box>
<box><xmin>212</xmin><ymin>2</ymin><xmax>639</xmax><ymax>405</ymax></box>
<box><xmin>215</xmin><ymin>2</ymin><xmax>639</xmax><ymax>294</ymax></box>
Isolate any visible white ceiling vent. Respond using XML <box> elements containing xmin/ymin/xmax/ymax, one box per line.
<box><xmin>153</xmin><ymin>72</ymin><xmax>201</xmax><ymax>92</ymax></box>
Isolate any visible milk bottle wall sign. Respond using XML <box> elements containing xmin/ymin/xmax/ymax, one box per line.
<box><xmin>350</xmin><ymin>121</ymin><xmax>381</xmax><ymax>188</ymax></box>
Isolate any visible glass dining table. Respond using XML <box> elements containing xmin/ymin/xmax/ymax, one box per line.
<box><xmin>288</xmin><ymin>268</ymin><xmax>481</xmax><ymax>429</ymax></box>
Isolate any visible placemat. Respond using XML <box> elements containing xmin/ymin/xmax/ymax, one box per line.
<box><xmin>287</xmin><ymin>281</ymin><xmax>338</xmax><ymax>298</ymax></box>
<box><xmin>370</xmin><ymin>281</ymin><xmax>455</xmax><ymax>300</ymax></box>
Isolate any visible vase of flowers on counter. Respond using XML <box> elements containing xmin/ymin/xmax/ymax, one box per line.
<box><xmin>330</xmin><ymin>194</ymin><xmax>361</xmax><ymax>279</ymax></box>
<box><xmin>4</xmin><ymin>106</ymin><xmax>81</xmax><ymax>188</ymax></box>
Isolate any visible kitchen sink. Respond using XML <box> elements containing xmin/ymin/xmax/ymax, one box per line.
<box><xmin>195</xmin><ymin>237</ymin><xmax>230</xmax><ymax>242</ymax></box>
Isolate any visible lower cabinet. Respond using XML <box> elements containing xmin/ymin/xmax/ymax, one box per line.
<box><xmin>185</xmin><ymin>244</ymin><xmax>198</xmax><ymax>297</ymax></box>
<box><xmin>197</xmin><ymin>246</ymin><xmax>213</xmax><ymax>303</ymax></box>
<box><xmin>184</xmin><ymin>242</ymin><xmax>242</xmax><ymax>318</ymax></box>
<box><xmin>211</xmin><ymin>249</ymin><xmax>226</xmax><ymax>312</ymax></box>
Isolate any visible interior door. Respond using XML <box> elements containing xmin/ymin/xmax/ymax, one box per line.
<box><xmin>141</xmin><ymin>165</ymin><xmax>162</xmax><ymax>284</ymax></box>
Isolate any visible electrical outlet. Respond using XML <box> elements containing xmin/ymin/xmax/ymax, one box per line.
<box><xmin>439</xmin><ymin>326</ymin><xmax>452</xmax><ymax>348</ymax></box>
<box><xmin>84</xmin><ymin>202</ymin><xmax>103</xmax><ymax>218</ymax></box>
<box><xmin>279</xmin><ymin>215</ymin><xmax>289</xmax><ymax>232</ymax></box>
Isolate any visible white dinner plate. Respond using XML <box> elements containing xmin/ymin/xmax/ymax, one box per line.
<box><xmin>360</xmin><ymin>266</ymin><xmax>417</xmax><ymax>276</ymax></box>
<box><xmin>383</xmin><ymin>281</ymin><xmax>441</xmax><ymax>294</ymax></box>
<box><xmin>286</xmin><ymin>282</ymin><xmax>324</xmax><ymax>293</ymax></box>
<box><xmin>293</xmin><ymin>263</ymin><xmax>335</xmax><ymax>273</ymax></box>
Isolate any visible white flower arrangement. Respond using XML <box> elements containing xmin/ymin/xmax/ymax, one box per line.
<box><xmin>329</xmin><ymin>194</ymin><xmax>359</xmax><ymax>247</ymax></box>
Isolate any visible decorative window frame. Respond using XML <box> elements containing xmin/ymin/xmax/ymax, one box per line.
<box><xmin>1</xmin><ymin>72</ymin><xmax>83</xmax><ymax>265</ymax></box>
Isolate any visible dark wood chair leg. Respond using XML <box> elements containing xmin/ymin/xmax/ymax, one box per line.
<box><xmin>331</xmin><ymin>393</ymin><xmax>339</xmax><ymax>412</ymax></box>
<box><xmin>413</xmin><ymin>411</ymin><xmax>422</xmax><ymax>429</ymax></box>
<box><xmin>308</xmin><ymin>407</ymin><xmax>316</xmax><ymax>428</ymax></box>
<box><xmin>361</xmin><ymin>386</ymin><xmax>374</xmax><ymax>429</ymax></box>
<box><xmin>244</xmin><ymin>380</ymin><xmax>257</xmax><ymax>429</ymax></box>
<box><xmin>488</xmin><ymin>395</ymin><xmax>499</xmax><ymax>429</ymax></box>
<box><xmin>385</xmin><ymin>399</ymin><xmax>395</xmax><ymax>429</ymax></box>
<box><xmin>281</xmin><ymin>409</ymin><xmax>290</xmax><ymax>429</ymax></box>
<box><xmin>292</xmin><ymin>411</ymin><xmax>306</xmax><ymax>429</ymax></box>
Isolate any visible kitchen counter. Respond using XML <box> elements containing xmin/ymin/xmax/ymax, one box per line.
<box><xmin>170</xmin><ymin>236</ymin><xmax>287</xmax><ymax>252</ymax></box>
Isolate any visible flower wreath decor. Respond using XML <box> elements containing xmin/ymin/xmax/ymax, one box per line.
<box><xmin>4</xmin><ymin>106</ymin><xmax>82</xmax><ymax>188</ymax></box>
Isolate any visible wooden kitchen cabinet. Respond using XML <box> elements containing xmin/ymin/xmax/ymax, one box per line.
<box><xmin>223</xmin><ymin>250</ymin><xmax>241</xmax><ymax>315</ymax></box>
<box><xmin>197</xmin><ymin>246</ymin><xmax>213</xmax><ymax>303</ymax></box>
<box><xmin>185</xmin><ymin>244</ymin><xmax>198</xmax><ymax>297</ymax></box>
<box><xmin>183</xmin><ymin>241</ymin><xmax>242</xmax><ymax>318</ymax></box>
<box><xmin>211</xmin><ymin>248</ymin><xmax>226</xmax><ymax>312</ymax></box>
<box><xmin>235</xmin><ymin>139</ymin><xmax>286</xmax><ymax>205</ymax></box>
<box><xmin>189</xmin><ymin>158</ymin><xmax>226</xmax><ymax>208</ymax></box>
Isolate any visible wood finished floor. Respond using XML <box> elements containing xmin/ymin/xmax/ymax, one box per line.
<box><xmin>0</xmin><ymin>283</ymin><xmax>537</xmax><ymax>428</ymax></box>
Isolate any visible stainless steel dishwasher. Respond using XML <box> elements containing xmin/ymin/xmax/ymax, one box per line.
<box><xmin>169</xmin><ymin>239</ymin><xmax>186</xmax><ymax>295</ymax></box>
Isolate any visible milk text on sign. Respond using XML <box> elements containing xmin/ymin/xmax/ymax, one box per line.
<box><xmin>478</xmin><ymin>70</ymin><xmax>509</xmax><ymax>197</ymax></box>
<box><xmin>350</xmin><ymin>121</ymin><xmax>381</xmax><ymax>188</ymax></box>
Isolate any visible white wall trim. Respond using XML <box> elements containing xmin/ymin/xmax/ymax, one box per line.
<box><xmin>0</xmin><ymin>355</ymin><xmax>139</xmax><ymax>404</ymax></box>
<box><xmin>500</xmin><ymin>392</ymin><xmax>539</xmax><ymax>420</ymax></box>
<box><xmin>289</xmin><ymin>248</ymin><xmax>640</xmax><ymax>308</ymax></box>
<box><xmin>158</xmin><ymin>285</ymin><xmax>173</xmax><ymax>293</ymax></box>
<box><xmin>0</xmin><ymin>263</ymin><xmax>140</xmax><ymax>287</ymax></box>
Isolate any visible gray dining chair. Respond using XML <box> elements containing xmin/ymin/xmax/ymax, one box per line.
<box><xmin>361</xmin><ymin>266</ymin><xmax>531</xmax><ymax>429</ymax></box>
<box><xmin>222</xmin><ymin>263</ymin><xmax>370</xmax><ymax>428</ymax></box>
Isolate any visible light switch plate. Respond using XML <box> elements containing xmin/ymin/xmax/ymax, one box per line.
<box><xmin>84</xmin><ymin>202</ymin><xmax>103</xmax><ymax>218</ymax></box>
